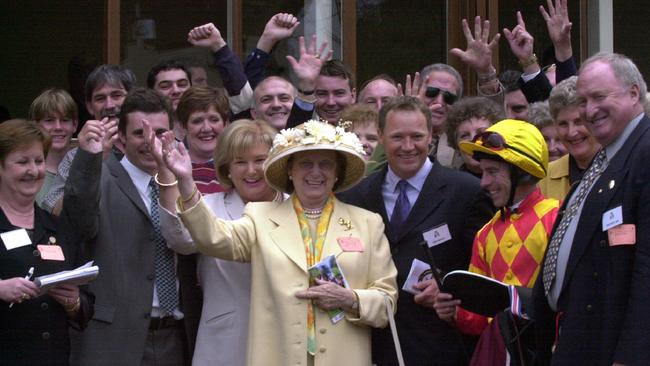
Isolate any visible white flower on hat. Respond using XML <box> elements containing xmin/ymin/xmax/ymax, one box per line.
<box><xmin>272</xmin><ymin>133</ymin><xmax>289</xmax><ymax>147</ymax></box>
<box><xmin>304</xmin><ymin>120</ymin><xmax>337</xmax><ymax>142</ymax></box>
<box><xmin>271</xmin><ymin>119</ymin><xmax>365</xmax><ymax>155</ymax></box>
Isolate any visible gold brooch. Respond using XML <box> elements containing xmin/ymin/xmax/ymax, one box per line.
<box><xmin>338</xmin><ymin>217</ymin><xmax>353</xmax><ymax>231</ymax></box>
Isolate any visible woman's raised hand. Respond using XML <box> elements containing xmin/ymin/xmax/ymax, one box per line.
<box><xmin>160</xmin><ymin>132</ymin><xmax>193</xmax><ymax>182</ymax></box>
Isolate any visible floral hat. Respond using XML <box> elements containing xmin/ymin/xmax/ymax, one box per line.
<box><xmin>263</xmin><ymin>120</ymin><xmax>367</xmax><ymax>193</ymax></box>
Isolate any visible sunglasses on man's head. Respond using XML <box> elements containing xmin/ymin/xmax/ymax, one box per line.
<box><xmin>425</xmin><ymin>87</ymin><xmax>458</xmax><ymax>105</ymax></box>
<box><xmin>472</xmin><ymin>131</ymin><xmax>546</xmax><ymax>174</ymax></box>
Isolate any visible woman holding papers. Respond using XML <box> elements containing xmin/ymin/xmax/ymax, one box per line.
<box><xmin>0</xmin><ymin>120</ymin><xmax>95</xmax><ymax>365</ymax></box>
<box><xmin>154</xmin><ymin>119</ymin><xmax>397</xmax><ymax>366</ymax></box>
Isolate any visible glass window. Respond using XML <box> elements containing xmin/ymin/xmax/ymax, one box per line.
<box><xmin>120</xmin><ymin>0</ymin><xmax>228</xmax><ymax>88</ymax></box>
<box><xmin>356</xmin><ymin>0</ymin><xmax>447</xmax><ymax>88</ymax></box>
<box><xmin>0</xmin><ymin>0</ymin><xmax>104</xmax><ymax>121</ymax></box>
<box><xmin>613</xmin><ymin>1</ymin><xmax>650</xmax><ymax>80</ymax></box>
<box><xmin>498</xmin><ymin>1</ymin><xmax>581</xmax><ymax>74</ymax></box>
<box><xmin>241</xmin><ymin>0</ymin><xmax>343</xmax><ymax>85</ymax></box>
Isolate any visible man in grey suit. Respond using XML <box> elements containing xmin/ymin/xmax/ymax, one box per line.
<box><xmin>68</xmin><ymin>88</ymin><xmax>196</xmax><ymax>365</ymax></box>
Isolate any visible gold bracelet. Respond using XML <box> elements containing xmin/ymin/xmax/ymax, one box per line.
<box><xmin>518</xmin><ymin>53</ymin><xmax>538</xmax><ymax>69</ymax></box>
<box><xmin>154</xmin><ymin>173</ymin><xmax>178</xmax><ymax>187</ymax></box>
<box><xmin>181</xmin><ymin>185</ymin><xmax>199</xmax><ymax>203</ymax></box>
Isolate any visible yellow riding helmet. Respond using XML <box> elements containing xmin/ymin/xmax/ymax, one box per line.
<box><xmin>458</xmin><ymin>119</ymin><xmax>549</xmax><ymax>179</ymax></box>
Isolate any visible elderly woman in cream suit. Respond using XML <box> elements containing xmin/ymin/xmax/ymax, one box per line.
<box><xmin>157</xmin><ymin>119</ymin><xmax>281</xmax><ymax>366</ymax></box>
<box><xmin>156</xmin><ymin>120</ymin><xmax>398</xmax><ymax>366</ymax></box>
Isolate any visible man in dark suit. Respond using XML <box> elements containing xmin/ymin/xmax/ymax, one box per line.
<box><xmin>68</xmin><ymin>88</ymin><xmax>198</xmax><ymax>366</ymax></box>
<box><xmin>339</xmin><ymin>96</ymin><xmax>493</xmax><ymax>365</ymax></box>
<box><xmin>534</xmin><ymin>52</ymin><xmax>650</xmax><ymax>366</ymax></box>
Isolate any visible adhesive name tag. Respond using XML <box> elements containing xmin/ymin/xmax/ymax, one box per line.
<box><xmin>1</xmin><ymin>229</ymin><xmax>32</xmax><ymax>250</ymax></box>
<box><xmin>602</xmin><ymin>206</ymin><xmax>623</xmax><ymax>231</ymax></box>
<box><xmin>37</xmin><ymin>245</ymin><xmax>65</xmax><ymax>261</ymax></box>
<box><xmin>608</xmin><ymin>224</ymin><xmax>636</xmax><ymax>246</ymax></box>
<box><xmin>423</xmin><ymin>224</ymin><xmax>452</xmax><ymax>248</ymax></box>
<box><xmin>337</xmin><ymin>237</ymin><xmax>364</xmax><ymax>252</ymax></box>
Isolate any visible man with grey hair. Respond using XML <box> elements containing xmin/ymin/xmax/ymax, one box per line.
<box><xmin>534</xmin><ymin>52</ymin><xmax>650</xmax><ymax>365</ymax></box>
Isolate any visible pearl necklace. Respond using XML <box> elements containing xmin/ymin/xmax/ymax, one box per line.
<box><xmin>303</xmin><ymin>207</ymin><xmax>324</xmax><ymax>220</ymax></box>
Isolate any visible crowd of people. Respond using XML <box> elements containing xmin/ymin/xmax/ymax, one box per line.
<box><xmin>2</xmin><ymin>0</ymin><xmax>650</xmax><ymax>365</ymax></box>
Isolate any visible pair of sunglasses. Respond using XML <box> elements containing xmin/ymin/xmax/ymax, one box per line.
<box><xmin>425</xmin><ymin>87</ymin><xmax>458</xmax><ymax>105</ymax></box>
<box><xmin>472</xmin><ymin>131</ymin><xmax>546</xmax><ymax>173</ymax></box>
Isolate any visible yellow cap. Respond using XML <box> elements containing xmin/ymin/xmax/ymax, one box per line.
<box><xmin>458</xmin><ymin>119</ymin><xmax>548</xmax><ymax>178</ymax></box>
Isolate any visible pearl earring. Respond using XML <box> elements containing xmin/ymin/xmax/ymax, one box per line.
<box><xmin>288</xmin><ymin>175</ymin><xmax>293</xmax><ymax>181</ymax></box>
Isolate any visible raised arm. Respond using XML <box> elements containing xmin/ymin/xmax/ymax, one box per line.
<box><xmin>61</xmin><ymin>119</ymin><xmax>107</xmax><ymax>245</ymax></box>
<box><xmin>451</xmin><ymin>16</ymin><xmax>502</xmax><ymax>97</ymax></box>
<box><xmin>188</xmin><ymin>22</ymin><xmax>248</xmax><ymax>98</ymax></box>
<box><xmin>286</xmin><ymin>35</ymin><xmax>331</xmax><ymax>98</ymax></box>
<box><xmin>540</xmin><ymin>0</ymin><xmax>577</xmax><ymax>83</ymax></box>
<box><xmin>285</xmin><ymin>35</ymin><xmax>332</xmax><ymax>128</ymax></box>
<box><xmin>503</xmin><ymin>12</ymin><xmax>539</xmax><ymax>76</ymax></box>
<box><xmin>245</xmin><ymin>13</ymin><xmax>300</xmax><ymax>89</ymax></box>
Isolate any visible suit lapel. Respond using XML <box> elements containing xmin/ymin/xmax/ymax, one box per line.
<box><xmin>561</xmin><ymin>117</ymin><xmax>650</xmax><ymax>292</ymax></box>
<box><xmin>395</xmin><ymin>162</ymin><xmax>446</xmax><ymax>242</ymax></box>
<box><xmin>31</xmin><ymin>207</ymin><xmax>57</xmax><ymax>246</ymax></box>
<box><xmin>354</xmin><ymin>171</ymin><xmax>392</xmax><ymax>238</ymax></box>
<box><xmin>107</xmin><ymin>156</ymin><xmax>150</xmax><ymax>219</ymax></box>
<box><xmin>268</xmin><ymin>199</ymin><xmax>308</xmax><ymax>273</ymax></box>
<box><xmin>364</xmin><ymin>171</ymin><xmax>390</xmax><ymax>222</ymax></box>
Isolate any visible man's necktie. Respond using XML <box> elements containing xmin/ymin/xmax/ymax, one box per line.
<box><xmin>149</xmin><ymin>179</ymin><xmax>179</xmax><ymax>314</ymax></box>
<box><xmin>390</xmin><ymin>179</ymin><xmax>412</xmax><ymax>230</ymax></box>
<box><xmin>542</xmin><ymin>149</ymin><xmax>607</xmax><ymax>295</ymax></box>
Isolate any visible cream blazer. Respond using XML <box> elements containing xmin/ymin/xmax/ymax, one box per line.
<box><xmin>178</xmin><ymin>197</ymin><xmax>398</xmax><ymax>366</ymax></box>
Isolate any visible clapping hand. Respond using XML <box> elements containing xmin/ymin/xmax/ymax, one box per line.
<box><xmin>78</xmin><ymin>118</ymin><xmax>108</xmax><ymax>154</ymax></box>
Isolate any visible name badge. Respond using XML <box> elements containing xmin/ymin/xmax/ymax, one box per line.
<box><xmin>37</xmin><ymin>245</ymin><xmax>65</xmax><ymax>261</ymax></box>
<box><xmin>1</xmin><ymin>229</ymin><xmax>32</xmax><ymax>250</ymax></box>
<box><xmin>337</xmin><ymin>237</ymin><xmax>364</xmax><ymax>252</ymax></box>
<box><xmin>602</xmin><ymin>206</ymin><xmax>623</xmax><ymax>231</ymax></box>
<box><xmin>608</xmin><ymin>224</ymin><xmax>636</xmax><ymax>246</ymax></box>
<box><xmin>423</xmin><ymin>224</ymin><xmax>452</xmax><ymax>248</ymax></box>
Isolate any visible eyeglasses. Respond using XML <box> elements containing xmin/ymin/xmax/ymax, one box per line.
<box><xmin>472</xmin><ymin>131</ymin><xmax>546</xmax><ymax>173</ymax></box>
<box><xmin>425</xmin><ymin>87</ymin><xmax>458</xmax><ymax>105</ymax></box>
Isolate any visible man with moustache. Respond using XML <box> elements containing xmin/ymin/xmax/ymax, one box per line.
<box><xmin>534</xmin><ymin>52</ymin><xmax>650</xmax><ymax>365</ymax></box>
<box><xmin>41</xmin><ymin>64</ymin><xmax>135</xmax><ymax>215</ymax></box>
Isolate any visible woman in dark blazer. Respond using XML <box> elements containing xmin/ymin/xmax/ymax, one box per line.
<box><xmin>0</xmin><ymin>120</ymin><xmax>94</xmax><ymax>365</ymax></box>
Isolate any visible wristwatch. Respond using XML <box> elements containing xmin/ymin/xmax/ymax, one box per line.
<box><xmin>350</xmin><ymin>292</ymin><xmax>359</xmax><ymax>311</ymax></box>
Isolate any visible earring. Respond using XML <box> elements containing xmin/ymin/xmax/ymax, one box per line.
<box><xmin>288</xmin><ymin>175</ymin><xmax>293</xmax><ymax>181</ymax></box>
<box><xmin>227</xmin><ymin>173</ymin><xmax>232</xmax><ymax>179</ymax></box>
